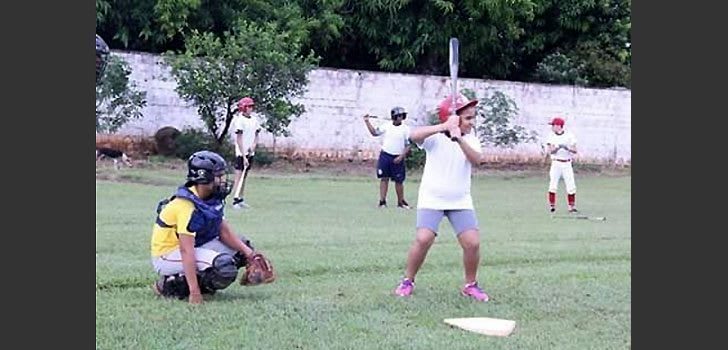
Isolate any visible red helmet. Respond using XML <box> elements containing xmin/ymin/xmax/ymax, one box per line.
<box><xmin>548</xmin><ymin>117</ymin><xmax>565</xmax><ymax>126</ymax></box>
<box><xmin>237</xmin><ymin>97</ymin><xmax>255</xmax><ymax>110</ymax></box>
<box><xmin>437</xmin><ymin>94</ymin><xmax>478</xmax><ymax>123</ymax></box>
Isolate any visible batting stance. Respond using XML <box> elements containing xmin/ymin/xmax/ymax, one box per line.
<box><xmin>150</xmin><ymin>151</ymin><xmax>274</xmax><ymax>304</ymax></box>
<box><xmin>363</xmin><ymin>107</ymin><xmax>412</xmax><ymax>209</ymax></box>
<box><xmin>545</xmin><ymin>117</ymin><xmax>578</xmax><ymax>213</ymax></box>
<box><xmin>393</xmin><ymin>94</ymin><xmax>490</xmax><ymax>302</ymax></box>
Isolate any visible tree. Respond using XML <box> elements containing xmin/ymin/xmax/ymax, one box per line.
<box><xmin>462</xmin><ymin>88</ymin><xmax>539</xmax><ymax>148</ymax></box>
<box><xmin>96</xmin><ymin>55</ymin><xmax>147</xmax><ymax>133</ymax></box>
<box><xmin>164</xmin><ymin>19</ymin><xmax>319</xmax><ymax>144</ymax></box>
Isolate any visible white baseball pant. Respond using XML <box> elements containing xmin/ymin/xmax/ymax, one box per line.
<box><xmin>548</xmin><ymin>160</ymin><xmax>576</xmax><ymax>194</ymax></box>
<box><xmin>151</xmin><ymin>238</ymin><xmax>236</xmax><ymax>276</ymax></box>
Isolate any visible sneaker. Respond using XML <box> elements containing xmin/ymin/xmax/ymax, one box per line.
<box><xmin>461</xmin><ymin>282</ymin><xmax>489</xmax><ymax>302</ymax></box>
<box><xmin>549</xmin><ymin>206</ymin><xmax>556</xmax><ymax>213</ymax></box>
<box><xmin>378</xmin><ymin>200</ymin><xmax>387</xmax><ymax>208</ymax></box>
<box><xmin>568</xmin><ymin>207</ymin><xmax>578</xmax><ymax>213</ymax></box>
<box><xmin>394</xmin><ymin>278</ymin><xmax>415</xmax><ymax>297</ymax></box>
<box><xmin>397</xmin><ymin>200</ymin><xmax>411</xmax><ymax>210</ymax></box>
<box><xmin>232</xmin><ymin>198</ymin><xmax>251</xmax><ymax>209</ymax></box>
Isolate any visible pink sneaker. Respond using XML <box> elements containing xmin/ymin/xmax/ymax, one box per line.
<box><xmin>461</xmin><ymin>282</ymin><xmax>489</xmax><ymax>302</ymax></box>
<box><xmin>394</xmin><ymin>278</ymin><xmax>415</xmax><ymax>297</ymax></box>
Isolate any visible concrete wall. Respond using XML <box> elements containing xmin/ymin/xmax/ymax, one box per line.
<box><xmin>112</xmin><ymin>51</ymin><xmax>631</xmax><ymax>164</ymax></box>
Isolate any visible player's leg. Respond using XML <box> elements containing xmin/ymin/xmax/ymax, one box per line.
<box><xmin>392</xmin><ymin>157</ymin><xmax>409</xmax><ymax>209</ymax></box>
<box><xmin>394</xmin><ymin>209</ymin><xmax>444</xmax><ymax>296</ymax></box>
<box><xmin>547</xmin><ymin>162</ymin><xmax>560</xmax><ymax>212</ymax></box>
<box><xmin>152</xmin><ymin>247</ymin><xmax>228</xmax><ymax>298</ymax></box>
<box><xmin>231</xmin><ymin>156</ymin><xmax>245</xmax><ymax>208</ymax></box>
<box><xmin>376</xmin><ymin>151</ymin><xmax>390</xmax><ymax>207</ymax></box>
<box><xmin>563</xmin><ymin>163</ymin><xmax>578</xmax><ymax>212</ymax></box>
<box><xmin>198</xmin><ymin>235</ymin><xmax>255</xmax><ymax>268</ymax></box>
<box><xmin>448</xmin><ymin>209</ymin><xmax>489</xmax><ymax>301</ymax></box>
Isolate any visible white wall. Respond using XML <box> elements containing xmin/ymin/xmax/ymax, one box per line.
<box><xmin>113</xmin><ymin>51</ymin><xmax>631</xmax><ymax>164</ymax></box>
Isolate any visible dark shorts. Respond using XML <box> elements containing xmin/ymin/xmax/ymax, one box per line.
<box><xmin>233</xmin><ymin>155</ymin><xmax>254</xmax><ymax>171</ymax></box>
<box><xmin>377</xmin><ymin>151</ymin><xmax>406</xmax><ymax>183</ymax></box>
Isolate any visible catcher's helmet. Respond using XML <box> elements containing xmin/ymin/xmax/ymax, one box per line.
<box><xmin>186</xmin><ymin>150</ymin><xmax>232</xmax><ymax>199</ymax></box>
<box><xmin>186</xmin><ymin>151</ymin><xmax>228</xmax><ymax>185</ymax></box>
<box><xmin>96</xmin><ymin>34</ymin><xmax>110</xmax><ymax>84</ymax></box>
<box><xmin>390</xmin><ymin>106</ymin><xmax>407</xmax><ymax>120</ymax></box>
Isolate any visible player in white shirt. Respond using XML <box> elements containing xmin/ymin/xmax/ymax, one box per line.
<box><xmin>393</xmin><ymin>94</ymin><xmax>490</xmax><ymax>302</ymax></box>
<box><xmin>363</xmin><ymin>107</ymin><xmax>412</xmax><ymax>209</ymax></box>
<box><xmin>544</xmin><ymin>117</ymin><xmax>578</xmax><ymax>213</ymax></box>
<box><xmin>230</xmin><ymin>97</ymin><xmax>262</xmax><ymax>209</ymax></box>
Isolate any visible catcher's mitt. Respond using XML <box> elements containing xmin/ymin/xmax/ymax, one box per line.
<box><xmin>240</xmin><ymin>252</ymin><xmax>276</xmax><ymax>286</ymax></box>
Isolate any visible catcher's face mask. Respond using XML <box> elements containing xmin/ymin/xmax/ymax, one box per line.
<box><xmin>211</xmin><ymin>172</ymin><xmax>232</xmax><ymax>200</ymax></box>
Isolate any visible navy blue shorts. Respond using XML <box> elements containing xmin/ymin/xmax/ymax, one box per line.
<box><xmin>377</xmin><ymin>151</ymin><xmax>406</xmax><ymax>183</ymax></box>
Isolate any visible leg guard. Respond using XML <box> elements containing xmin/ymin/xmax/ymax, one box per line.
<box><xmin>199</xmin><ymin>253</ymin><xmax>238</xmax><ymax>291</ymax></box>
<box><xmin>157</xmin><ymin>274</ymin><xmax>191</xmax><ymax>300</ymax></box>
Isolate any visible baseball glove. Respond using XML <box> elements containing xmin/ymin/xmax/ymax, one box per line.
<box><xmin>240</xmin><ymin>252</ymin><xmax>276</xmax><ymax>286</ymax></box>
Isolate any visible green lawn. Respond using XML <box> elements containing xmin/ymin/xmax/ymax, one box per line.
<box><xmin>96</xmin><ymin>167</ymin><xmax>630</xmax><ymax>349</ymax></box>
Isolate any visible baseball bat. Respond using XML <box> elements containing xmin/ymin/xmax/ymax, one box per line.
<box><xmin>551</xmin><ymin>214</ymin><xmax>607</xmax><ymax>221</ymax></box>
<box><xmin>449</xmin><ymin>37</ymin><xmax>459</xmax><ymax>114</ymax></box>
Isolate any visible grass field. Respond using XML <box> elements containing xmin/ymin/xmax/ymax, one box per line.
<box><xmin>96</xmin><ymin>165</ymin><xmax>631</xmax><ymax>349</ymax></box>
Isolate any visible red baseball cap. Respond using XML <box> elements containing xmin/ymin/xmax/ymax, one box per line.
<box><xmin>548</xmin><ymin>117</ymin><xmax>565</xmax><ymax>126</ymax></box>
<box><xmin>437</xmin><ymin>94</ymin><xmax>478</xmax><ymax>123</ymax></box>
<box><xmin>237</xmin><ymin>97</ymin><xmax>255</xmax><ymax>110</ymax></box>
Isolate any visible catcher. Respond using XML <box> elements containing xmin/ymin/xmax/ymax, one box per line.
<box><xmin>150</xmin><ymin>150</ymin><xmax>275</xmax><ymax>304</ymax></box>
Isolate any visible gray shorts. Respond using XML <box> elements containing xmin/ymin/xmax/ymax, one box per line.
<box><xmin>416</xmin><ymin>209</ymin><xmax>479</xmax><ymax>236</ymax></box>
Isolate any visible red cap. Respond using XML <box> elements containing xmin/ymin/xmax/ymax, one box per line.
<box><xmin>237</xmin><ymin>97</ymin><xmax>255</xmax><ymax>110</ymax></box>
<box><xmin>549</xmin><ymin>117</ymin><xmax>565</xmax><ymax>126</ymax></box>
<box><xmin>437</xmin><ymin>94</ymin><xmax>478</xmax><ymax>123</ymax></box>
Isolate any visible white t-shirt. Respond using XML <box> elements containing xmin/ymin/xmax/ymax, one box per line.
<box><xmin>374</xmin><ymin>122</ymin><xmax>411</xmax><ymax>155</ymax></box>
<box><xmin>415</xmin><ymin>132</ymin><xmax>482</xmax><ymax>210</ymax></box>
<box><xmin>545</xmin><ymin>131</ymin><xmax>577</xmax><ymax>161</ymax></box>
<box><xmin>231</xmin><ymin>114</ymin><xmax>262</xmax><ymax>156</ymax></box>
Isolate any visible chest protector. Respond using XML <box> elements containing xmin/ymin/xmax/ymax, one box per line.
<box><xmin>156</xmin><ymin>186</ymin><xmax>225</xmax><ymax>247</ymax></box>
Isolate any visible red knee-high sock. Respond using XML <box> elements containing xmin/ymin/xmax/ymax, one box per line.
<box><xmin>548</xmin><ymin>192</ymin><xmax>556</xmax><ymax>206</ymax></box>
<box><xmin>567</xmin><ymin>193</ymin><xmax>575</xmax><ymax>207</ymax></box>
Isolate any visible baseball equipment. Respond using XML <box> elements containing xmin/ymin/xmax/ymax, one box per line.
<box><xmin>437</xmin><ymin>94</ymin><xmax>479</xmax><ymax>122</ymax></box>
<box><xmin>237</xmin><ymin>97</ymin><xmax>255</xmax><ymax>111</ymax></box>
<box><xmin>449</xmin><ymin>37</ymin><xmax>459</xmax><ymax>115</ymax></box>
<box><xmin>444</xmin><ymin>317</ymin><xmax>517</xmax><ymax>337</ymax></box>
<box><xmin>198</xmin><ymin>254</ymin><xmax>238</xmax><ymax>291</ymax></box>
<box><xmin>186</xmin><ymin>150</ymin><xmax>232</xmax><ymax>198</ymax></box>
<box><xmin>552</xmin><ymin>214</ymin><xmax>606</xmax><ymax>221</ymax></box>
<box><xmin>549</xmin><ymin>117</ymin><xmax>565</xmax><ymax>126</ymax></box>
<box><xmin>96</xmin><ymin>34</ymin><xmax>110</xmax><ymax>84</ymax></box>
<box><xmin>390</xmin><ymin>107</ymin><xmax>407</xmax><ymax>120</ymax></box>
<box><xmin>231</xmin><ymin>157</ymin><xmax>251</xmax><ymax>200</ymax></box>
<box><xmin>240</xmin><ymin>252</ymin><xmax>276</xmax><ymax>286</ymax></box>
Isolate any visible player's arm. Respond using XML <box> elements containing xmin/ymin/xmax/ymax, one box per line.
<box><xmin>451</xmin><ymin>132</ymin><xmax>484</xmax><ymax>165</ymax></box>
<box><xmin>219</xmin><ymin>219</ymin><xmax>255</xmax><ymax>258</ymax></box>
<box><xmin>409</xmin><ymin>115</ymin><xmax>457</xmax><ymax>144</ymax></box>
<box><xmin>363</xmin><ymin>115</ymin><xmax>380</xmax><ymax>136</ymax></box>
<box><xmin>178</xmin><ymin>234</ymin><xmax>202</xmax><ymax>302</ymax></box>
<box><xmin>251</xmin><ymin>129</ymin><xmax>261</xmax><ymax>155</ymax></box>
<box><xmin>169</xmin><ymin>200</ymin><xmax>202</xmax><ymax>303</ymax></box>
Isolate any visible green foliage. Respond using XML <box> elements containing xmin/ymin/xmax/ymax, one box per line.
<box><xmin>96</xmin><ymin>55</ymin><xmax>147</xmax><ymax>133</ymax></box>
<box><xmin>252</xmin><ymin>146</ymin><xmax>276</xmax><ymax>166</ymax></box>
<box><xmin>463</xmin><ymin>88</ymin><xmax>539</xmax><ymax>148</ymax></box>
<box><xmin>173</xmin><ymin>127</ymin><xmax>234</xmax><ymax>160</ymax></box>
<box><xmin>96</xmin><ymin>0</ymin><xmax>630</xmax><ymax>88</ymax></box>
<box><xmin>164</xmin><ymin>19</ymin><xmax>319</xmax><ymax>144</ymax></box>
<box><xmin>534</xmin><ymin>52</ymin><xmax>590</xmax><ymax>86</ymax></box>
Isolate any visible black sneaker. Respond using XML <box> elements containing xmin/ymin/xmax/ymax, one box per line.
<box><xmin>397</xmin><ymin>200</ymin><xmax>411</xmax><ymax>210</ymax></box>
<box><xmin>549</xmin><ymin>206</ymin><xmax>556</xmax><ymax>213</ymax></box>
<box><xmin>378</xmin><ymin>200</ymin><xmax>387</xmax><ymax>208</ymax></box>
<box><xmin>568</xmin><ymin>207</ymin><xmax>579</xmax><ymax>213</ymax></box>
